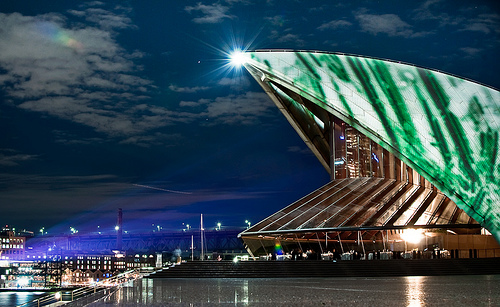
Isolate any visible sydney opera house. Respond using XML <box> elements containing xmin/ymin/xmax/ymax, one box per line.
<box><xmin>237</xmin><ymin>50</ymin><xmax>500</xmax><ymax>258</ymax></box>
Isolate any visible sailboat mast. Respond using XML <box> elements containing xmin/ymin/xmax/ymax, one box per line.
<box><xmin>200</xmin><ymin>214</ymin><xmax>204</xmax><ymax>261</ymax></box>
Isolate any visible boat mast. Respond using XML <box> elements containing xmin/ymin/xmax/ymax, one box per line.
<box><xmin>200</xmin><ymin>214</ymin><xmax>204</xmax><ymax>261</ymax></box>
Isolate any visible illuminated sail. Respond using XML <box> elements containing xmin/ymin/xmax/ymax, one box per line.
<box><xmin>241</xmin><ymin>50</ymin><xmax>500</xmax><ymax>241</ymax></box>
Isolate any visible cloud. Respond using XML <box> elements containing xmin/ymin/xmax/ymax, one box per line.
<box><xmin>0</xmin><ymin>149</ymin><xmax>38</xmax><ymax>166</ymax></box>
<box><xmin>287</xmin><ymin>146</ymin><xmax>313</xmax><ymax>155</ymax></box>
<box><xmin>68</xmin><ymin>7</ymin><xmax>137</xmax><ymax>31</ymax></box>
<box><xmin>184</xmin><ymin>3</ymin><xmax>234</xmax><ymax>24</ymax></box>
<box><xmin>265</xmin><ymin>15</ymin><xmax>286</xmax><ymax>27</ymax></box>
<box><xmin>0</xmin><ymin>9</ymin><xmax>182</xmax><ymax>141</ymax></box>
<box><xmin>269</xmin><ymin>30</ymin><xmax>305</xmax><ymax>46</ymax></box>
<box><xmin>317</xmin><ymin>20</ymin><xmax>352</xmax><ymax>31</ymax></box>
<box><xmin>217</xmin><ymin>76</ymin><xmax>251</xmax><ymax>89</ymax></box>
<box><xmin>119</xmin><ymin>132</ymin><xmax>183</xmax><ymax>147</ymax></box>
<box><xmin>413</xmin><ymin>2</ymin><xmax>499</xmax><ymax>36</ymax></box>
<box><xmin>460</xmin><ymin>14</ymin><xmax>500</xmax><ymax>35</ymax></box>
<box><xmin>169</xmin><ymin>84</ymin><xmax>210</xmax><ymax>93</ymax></box>
<box><xmin>355</xmin><ymin>13</ymin><xmax>414</xmax><ymax>37</ymax></box>
<box><xmin>460</xmin><ymin>47</ymin><xmax>482</xmax><ymax>56</ymax></box>
<box><xmin>180</xmin><ymin>91</ymin><xmax>275</xmax><ymax>125</ymax></box>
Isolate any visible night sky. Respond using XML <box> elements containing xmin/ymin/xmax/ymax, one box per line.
<box><xmin>1</xmin><ymin>0</ymin><xmax>498</xmax><ymax>235</ymax></box>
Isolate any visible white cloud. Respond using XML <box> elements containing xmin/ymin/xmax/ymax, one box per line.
<box><xmin>269</xmin><ymin>30</ymin><xmax>305</xmax><ymax>46</ymax></box>
<box><xmin>179</xmin><ymin>100</ymin><xmax>200</xmax><ymax>107</ymax></box>
<box><xmin>287</xmin><ymin>146</ymin><xmax>313</xmax><ymax>155</ymax></box>
<box><xmin>217</xmin><ymin>76</ymin><xmax>251</xmax><ymax>89</ymax></box>
<box><xmin>184</xmin><ymin>3</ymin><xmax>234</xmax><ymax>24</ymax></box>
<box><xmin>265</xmin><ymin>15</ymin><xmax>286</xmax><ymax>27</ymax></box>
<box><xmin>355</xmin><ymin>13</ymin><xmax>414</xmax><ymax>37</ymax></box>
<box><xmin>0</xmin><ymin>149</ymin><xmax>38</xmax><ymax>166</ymax></box>
<box><xmin>169</xmin><ymin>84</ymin><xmax>210</xmax><ymax>93</ymax></box>
<box><xmin>179</xmin><ymin>92</ymin><xmax>275</xmax><ymax>125</ymax></box>
<box><xmin>460</xmin><ymin>47</ymin><xmax>482</xmax><ymax>56</ymax></box>
<box><xmin>68</xmin><ymin>7</ymin><xmax>137</xmax><ymax>31</ymax></box>
<box><xmin>0</xmin><ymin>10</ymin><xmax>180</xmax><ymax>140</ymax></box>
<box><xmin>317</xmin><ymin>20</ymin><xmax>352</xmax><ymax>31</ymax></box>
<box><xmin>460</xmin><ymin>14</ymin><xmax>500</xmax><ymax>35</ymax></box>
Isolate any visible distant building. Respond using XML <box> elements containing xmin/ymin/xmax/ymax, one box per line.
<box><xmin>0</xmin><ymin>225</ymin><xmax>26</xmax><ymax>260</ymax></box>
<box><xmin>60</xmin><ymin>252</ymin><xmax>155</xmax><ymax>285</ymax></box>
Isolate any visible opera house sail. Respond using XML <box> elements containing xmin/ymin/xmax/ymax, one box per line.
<box><xmin>237</xmin><ymin>50</ymin><xmax>500</xmax><ymax>257</ymax></box>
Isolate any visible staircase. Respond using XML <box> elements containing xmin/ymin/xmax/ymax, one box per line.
<box><xmin>147</xmin><ymin>258</ymin><xmax>500</xmax><ymax>278</ymax></box>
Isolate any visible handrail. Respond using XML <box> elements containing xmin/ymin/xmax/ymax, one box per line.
<box><xmin>16</xmin><ymin>269</ymin><xmax>141</xmax><ymax>307</ymax></box>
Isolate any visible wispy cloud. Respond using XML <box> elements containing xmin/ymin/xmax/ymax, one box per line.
<box><xmin>269</xmin><ymin>30</ymin><xmax>305</xmax><ymax>46</ymax></box>
<box><xmin>0</xmin><ymin>149</ymin><xmax>38</xmax><ymax>166</ymax></box>
<box><xmin>317</xmin><ymin>20</ymin><xmax>352</xmax><ymax>31</ymax></box>
<box><xmin>180</xmin><ymin>91</ymin><xmax>275</xmax><ymax>125</ymax></box>
<box><xmin>265</xmin><ymin>15</ymin><xmax>286</xmax><ymax>27</ymax></box>
<box><xmin>217</xmin><ymin>76</ymin><xmax>251</xmax><ymax>89</ymax></box>
<box><xmin>460</xmin><ymin>47</ymin><xmax>482</xmax><ymax>56</ymax></box>
<box><xmin>287</xmin><ymin>146</ymin><xmax>313</xmax><ymax>156</ymax></box>
<box><xmin>68</xmin><ymin>7</ymin><xmax>137</xmax><ymax>31</ymax></box>
<box><xmin>355</xmin><ymin>13</ymin><xmax>413</xmax><ymax>37</ymax></box>
<box><xmin>184</xmin><ymin>3</ymin><xmax>234</xmax><ymax>24</ymax></box>
<box><xmin>169</xmin><ymin>84</ymin><xmax>210</xmax><ymax>93</ymax></box>
<box><xmin>460</xmin><ymin>13</ymin><xmax>500</xmax><ymax>35</ymax></box>
<box><xmin>0</xmin><ymin>7</ymin><xmax>184</xmax><ymax>142</ymax></box>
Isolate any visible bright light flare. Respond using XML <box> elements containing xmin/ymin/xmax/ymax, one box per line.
<box><xmin>17</xmin><ymin>277</ymin><xmax>30</xmax><ymax>287</ymax></box>
<box><xmin>400</xmin><ymin>229</ymin><xmax>424</xmax><ymax>244</ymax></box>
<box><xmin>230</xmin><ymin>50</ymin><xmax>247</xmax><ymax>67</ymax></box>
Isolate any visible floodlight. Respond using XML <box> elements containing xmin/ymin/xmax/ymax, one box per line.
<box><xmin>400</xmin><ymin>229</ymin><xmax>424</xmax><ymax>244</ymax></box>
<box><xmin>230</xmin><ymin>50</ymin><xmax>246</xmax><ymax>67</ymax></box>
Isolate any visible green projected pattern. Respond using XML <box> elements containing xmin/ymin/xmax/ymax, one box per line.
<box><xmin>242</xmin><ymin>51</ymin><xmax>500</xmax><ymax>241</ymax></box>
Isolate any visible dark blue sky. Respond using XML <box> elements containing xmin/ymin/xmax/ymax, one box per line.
<box><xmin>0</xmin><ymin>0</ymin><xmax>498</xmax><ymax>235</ymax></box>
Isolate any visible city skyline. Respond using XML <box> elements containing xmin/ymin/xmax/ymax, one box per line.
<box><xmin>1</xmin><ymin>0</ymin><xmax>499</xmax><ymax>235</ymax></box>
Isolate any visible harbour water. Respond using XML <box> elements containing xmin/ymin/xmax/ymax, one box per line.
<box><xmin>0</xmin><ymin>291</ymin><xmax>47</xmax><ymax>307</ymax></box>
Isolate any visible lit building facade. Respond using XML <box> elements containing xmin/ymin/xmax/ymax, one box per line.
<box><xmin>237</xmin><ymin>50</ymin><xmax>500</xmax><ymax>257</ymax></box>
<box><xmin>0</xmin><ymin>226</ymin><xmax>25</xmax><ymax>260</ymax></box>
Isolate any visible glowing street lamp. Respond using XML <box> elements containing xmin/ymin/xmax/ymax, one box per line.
<box><xmin>245</xmin><ymin>220</ymin><xmax>251</xmax><ymax>229</ymax></box>
<box><xmin>216</xmin><ymin>222</ymin><xmax>221</xmax><ymax>231</ymax></box>
<box><xmin>70</xmin><ymin>227</ymin><xmax>78</xmax><ymax>234</ymax></box>
<box><xmin>115</xmin><ymin>225</ymin><xmax>120</xmax><ymax>231</ymax></box>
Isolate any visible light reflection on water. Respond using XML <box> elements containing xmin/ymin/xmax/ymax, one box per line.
<box><xmin>406</xmin><ymin>276</ymin><xmax>424</xmax><ymax>307</ymax></box>
<box><xmin>0</xmin><ymin>291</ymin><xmax>46</xmax><ymax>307</ymax></box>
<box><xmin>106</xmin><ymin>275</ymin><xmax>500</xmax><ymax>306</ymax></box>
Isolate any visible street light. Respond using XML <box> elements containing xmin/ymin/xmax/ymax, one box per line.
<box><xmin>245</xmin><ymin>220</ymin><xmax>251</xmax><ymax>229</ymax></box>
<box><xmin>216</xmin><ymin>222</ymin><xmax>221</xmax><ymax>231</ymax></box>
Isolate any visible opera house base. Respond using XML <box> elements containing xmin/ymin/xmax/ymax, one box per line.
<box><xmin>147</xmin><ymin>258</ymin><xmax>500</xmax><ymax>278</ymax></box>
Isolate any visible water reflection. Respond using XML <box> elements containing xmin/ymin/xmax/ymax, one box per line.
<box><xmin>406</xmin><ymin>276</ymin><xmax>424</xmax><ymax>307</ymax></box>
<box><xmin>99</xmin><ymin>275</ymin><xmax>499</xmax><ymax>306</ymax></box>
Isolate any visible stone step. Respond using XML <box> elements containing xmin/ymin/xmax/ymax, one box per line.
<box><xmin>147</xmin><ymin>258</ymin><xmax>500</xmax><ymax>278</ymax></box>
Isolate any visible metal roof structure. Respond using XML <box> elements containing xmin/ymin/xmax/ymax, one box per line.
<box><xmin>237</xmin><ymin>50</ymin><xmax>500</xmax><ymax>245</ymax></box>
